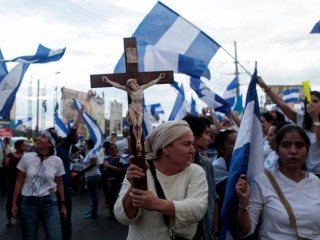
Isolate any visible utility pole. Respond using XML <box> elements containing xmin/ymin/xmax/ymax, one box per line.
<box><xmin>35</xmin><ymin>72</ymin><xmax>60</xmax><ymax>137</ymax></box>
<box><xmin>234</xmin><ymin>41</ymin><xmax>240</xmax><ymax>98</ymax></box>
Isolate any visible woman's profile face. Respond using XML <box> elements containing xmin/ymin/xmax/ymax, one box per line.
<box><xmin>311</xmin><ymin>94</ymin><xmax>320</xmax><ymax>113</ymax></box>
<box><xmin>267</xmin><ymin>126</ymin><xmax>277</xmax><ymax>150</ymax></box>
<box><xmin>166</xmin><ymin>131</ymin><xmax>195</xmax><ymax>169</ymax></box>
<box><xmin>277</xmin><ymin>130</ymin><xmax>308</xmax><ymax>170</ymax></box>
<box><xmin>222</xmin><ymin>133</ymin><xmax>237</xmax><ymax>160</ymax></box>
<box><xmin>35</xmin><ymin>133</ymin><xmax>52</xmax><ymax>151</ymax></box>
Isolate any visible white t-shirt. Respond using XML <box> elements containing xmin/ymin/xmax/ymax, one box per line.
<box><xmin>17</xmin><ymin>152</ymin><xmax>65</xmax><ymax>197</ymax></box>
<box><xmin>296</xmin><ymin>113</ymin><xmax>320</xmax><ymax>174</ymax></box>
<box><xmin>264</xmin><ymin>151</ymin><xmax>278</xmax><ymax>169</ymax></box>
<box><xmin>212</xmin><ymin>157</ymin><xmax>228</xmax><ymax>185</ymax></box>
<box><xmin>83</xmin><ymin>150</ymin><xmax>101</xmax><ymax>177</ymax></box>
<box><xmin>248</xmin><ymin>167</ymin><xmax>320</xmax><ymax>239</ymax></box>
<box><xmin>114</xmin><ymin>163</ymin><xmax>208</xmax><ymax>240</ymax></box>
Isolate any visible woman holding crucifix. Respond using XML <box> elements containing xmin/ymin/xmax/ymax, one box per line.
<box><xmin>101</xmin><ymin>73</ymin><xmax>165</xmax><ymax>154</ymax></box>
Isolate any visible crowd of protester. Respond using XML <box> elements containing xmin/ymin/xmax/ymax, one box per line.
<box><xmin>1</xmin><ymin>79</ymin><xmax>320</xmax><ymax>239</ymax></box>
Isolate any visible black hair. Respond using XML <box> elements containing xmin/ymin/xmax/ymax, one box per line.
<box><xmin>276</xmin><ymin>125</ymin><xmax>310</xmax><ymax>151</ymax></box>
<box><xmin>46</xmin><ymin>129</ymin><xmax>59</xmax><ymax>156</ymax></box>
<box><xmin>14</xmin><ymin>139</ymin><xmax>25</xmax><ymax>150</ymax></box>
<box><xmin>261</xmin><ymin>112</ymin><xmax>274</xmax><ymax>123</ymax></box>
<box><xmin>182</xmin><ymin>114</ymin><xmax>211</xmax><ymax>138</ymax></box>
<box><xmin>272</xmin><ymin>110</ymin><xmax>286</xmax><ymax>122</ymax></box>
<box><xmin>86</xmin><ymin>139</ymin><xmax>95</xmax><ymax>150</ymax></box>
<box><xmin>272</xmin><ymin>121</ymin><xmax>291</xmax><ymax>134</ymax></box>
<box><xmin>215</xmin><ymin>129</ymin><xmax>237</xmax><ymax>158</ymax></box>
<box><xmin>303</xmin><ymin>91</ymin><xmax>320</xmax><ymax>131</ymax></box>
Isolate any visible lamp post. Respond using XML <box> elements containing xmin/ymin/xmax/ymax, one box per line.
<box><xmin>35</xmin><ymin>71</ymin><xmax>60</xmax><ymax>137</ymax></box>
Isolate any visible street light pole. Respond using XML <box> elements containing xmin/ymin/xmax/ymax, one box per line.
<box><xmin>36</xmin><ymin>79</ymin><xmax>40</xmax><ymax>137</ymax></box>
<box><xmin>35</xmin><ymin>72</ymin><xmax>60</xmax><ymax>138</ymax></box>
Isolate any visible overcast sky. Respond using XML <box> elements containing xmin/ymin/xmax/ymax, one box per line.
<box><xmin>1</xmin><ymin>0</ymin><xmax>319</xmax><ymax>128</ymax></box>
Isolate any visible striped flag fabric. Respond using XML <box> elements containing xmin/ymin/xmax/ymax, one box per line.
<box><xmin>54</xmin><ymin>112</ymin><xmax>68</xmax><ymax>138</ymax></box>
<box><xmin>146</xmin><ymin>103</ymin><xmax>164</xmax><ymax>121</ymax></box>
<box><xmin>220</xmin><ymin>68</ymin><xmax>264</xmax><ymax>239</ymax></box>
<box><xmin>282</xmin><ymin>88</ymin><xmax>300</xmax><ymax>103</ymax></box>
<box><xmin>7</xmin><ymin>44</ymin><xmax>66</xmax><ymax>64</ymax></box>
<box><xmin>114</xmin><ymin>1</ymin><xmax>220</xmax><ymax>80</ymax></box>
<box><xmin>15</xmin><ymin>116</ymin><xmax>32</xmax><ymax>129</ymax></box>
<box><xmin>190</xmin><ymin>77</ymin><xmax>231</xmax><ymax>115</ymax></box>
<box><xmin>310</xmin><ymin>20</ymin><xmax>320</xmax><ymax>34</ymax></box>
<box><xmin>143</xmin><ymin>97</ymin><xmax>153</xmax><ymax>137</ymax></box>
<box><xmin>223</xmin><ymin>77</ymin><xmax>239</xmax><ymax>106</ymax></box>
<box><xmin>233</xmin><ymin>94</ymin><xmax>243</xmax><ymax>115</ymax></box>
<box><xmin>0</xmin><ymin>63</ymin><xmax>30</xmax><ymax>120</ymax></box>
<box><xmin>190</xmin><ymin>96</ymin><xmax>198</xmax><ymax>116</ymax></box>
<box><xmin>168</xmin><ymin>83</ymin><xmax>190</xmax><ymax>121</ymax></box>
<box><xmin>73</xmin><ymin>99</ymin><xmax>103</xmax><ymax>155</ymax></box>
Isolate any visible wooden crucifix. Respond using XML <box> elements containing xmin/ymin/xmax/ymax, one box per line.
<box><xmin>91</xmin><ymin>37</ymin><xmax>174</xmax><ymax>190</ymax></box>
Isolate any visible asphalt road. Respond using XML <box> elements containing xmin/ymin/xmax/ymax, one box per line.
<box><xmin>0</xmin><ymin>190</ymin><xmax>128</xmax><ymax>240</ymax></box>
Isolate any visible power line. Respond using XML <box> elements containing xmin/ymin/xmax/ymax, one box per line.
<box><xmin>52</xmin><ymin>0</ymin><xmax>108</xmax><ymax>23</ymax></box>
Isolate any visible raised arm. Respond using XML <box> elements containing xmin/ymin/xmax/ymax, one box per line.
<box><xmin>257</xmin><ymin>76</ymin><xmax>297</xmax><ymax>123</ymax></box>
<box><xmin>101</xmin><ymin>76</ymin><xmax>126</xmax><ymax>91</ymax></box>
<box><xmin>141</xmin><ymin>73</ymin><xmax>165</xmax><ymax>90</ymax></box>
<box><xmin>209</xmin><ymin>107</ymin><xmax>224</xmax><ymax>130</ymax></box>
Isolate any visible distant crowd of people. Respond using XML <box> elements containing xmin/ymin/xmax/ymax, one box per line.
<box><xmin>1</xmin><ymin>76</ymin><xmax>320</xmax><ymax>239</ymax></box>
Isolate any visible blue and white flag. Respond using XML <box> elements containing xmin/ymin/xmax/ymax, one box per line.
<box><xmin>168</xmin><ymin>83</ymin><xmax>190</xmax><ymax>121</ymax></box>
<box><xmin>143</xmin><ymin>97</ymin><xmax>153</xmax><ymax>137</ymax></box>
<box><xmin>8</xmin><ymin>44</ymin><xmax>66</xmax><ymax>64</ymax></box>
<box><xmin>190</xmin><ymin>96</ymin><xmax>198</xmax><ymax>116</ymax></box>
<box><xmin>67</xmin><ymin>119</ymin><xmax>75</xmax><ymax>131</ymax></box>
<box><xmin>114</xmin><ymin>1</ymin><xmax>220</xmax><ymax>80</ymax></box>
<box><xmin>0</xmin><ymin>49</ymin><xmax>8</xmax><ymax>80</ymax></box>
<box><xmin>54</xmin><ymin>112</ymin><xmax>68</xmax><ymax>138</ymax></box>
<box><xmin>310</xmin><ymin>20</ymin><xmax>320</xmax><ymax>34</ymax></box>
<box><xmin>15</xmin><ymin>116</ymin><xmax>32</xmax><ymax>129</ymax></box>
<box><xmin>73</xmin><ymin>99</ymin><xmax>103</xmax><ymax>155</ymax></box>
<box><xmin>190</xmin><ymin>78</ymin><xmax>231</xmax><ymax>115</ymax></box>
<box><xmin>223</xmin><ymin>77</ymin><xmax>239</xmax><ymax>106</ymax></box>
<box><xmin>233</xmin><ymin>94</ymin><xmax>243</xmax><ymax>115</ymax></box>
<box><xmin>220</xmin><ymin>68</ymin><xmax>264</xmax><ymax>240</ymax></box>
<box><xmin>146</xmin><ymin>103</ymin><xmax>164</xmax><ymax>121</ymax></box>
<box><xmin>0</xmin><ymin>63</ymin><xmax>30</xmax><ymax>120</ymax></box>
<box><xmin>282</xmin><ymin>88</ymin><xmax>300</xmax><ymax>103</ymax></box>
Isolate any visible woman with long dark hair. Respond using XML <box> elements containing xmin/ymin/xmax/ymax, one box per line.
<box><xmin>236</xmin><ymin>125</ymin><xmax>320</xmax><ymax>239</ymax></box>
<box><xmin>3</xmin><ymin>140</ymin><xmax>27</xmax><ymax>226</ymax></box>
<box><xmin>258</xmin><ymin>77</ymin><xmax>320</xmax><ymax>177</ymax></box>
<box><xmin>12</xmin><ymin>131</ymin><xmax>67</xmax><ymax>240</ymax></box>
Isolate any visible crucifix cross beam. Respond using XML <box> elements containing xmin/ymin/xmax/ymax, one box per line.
<box><xmin>90</xmin><ymin>37</ymin><xmax>174</xmax><ymax>190</ymax></box>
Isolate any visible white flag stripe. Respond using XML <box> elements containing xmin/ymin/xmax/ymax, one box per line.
<box><xmin>144</xmin><ymin>45</ymin><xmax>178</xmax><ymax>71</ymax></box>
<box><xmin>156</xmin><ymin>17</ymin><xmax>200</xmax><ymax>53</ymax></box>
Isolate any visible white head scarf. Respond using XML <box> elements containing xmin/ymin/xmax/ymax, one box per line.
<box><xmin>144</xmin><ymin>121</ymin><xmax>192</xmax><ymax>160</ymax></box>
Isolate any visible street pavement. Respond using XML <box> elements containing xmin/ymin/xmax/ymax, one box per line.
<box><xmin>0</xmin><ymin>190</ymin><xmax>128</xmax><ymax>240</ymax></box>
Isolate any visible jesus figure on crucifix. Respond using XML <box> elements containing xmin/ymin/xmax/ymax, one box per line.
<box><xmin>101</xmin><ymin>73</ymin><xmax>165</xmax><ymax>154</ymax></box>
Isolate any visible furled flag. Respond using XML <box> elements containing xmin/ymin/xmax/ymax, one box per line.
<box><xmin>0</xmin><ymin>63</ymin><xmax>30</xmax><ymax>120</ymax></box>
<box><xmin>190</xmin><ymin>78</ymin><xmax>231</xmax><ymax>115</ymax></box>
<box><xmin>168</xmin><ymin>83</ymin><xmax>190</xmax><ymax>121</ymax></box>
<box><xmin>54</xmin><ymin>112</ymin><xmax>68</xmax><ymax>138</ymax></box>
<box><xmin>190</xmin><ymin>96</ymin><xmax>198</xmax><ymax>116</ymax></box>
<box><xmin>0</xmin><ymin>44</ymin><xmax>65</xmax><ymax>120</ymax></box>
<box><xmin>146</xmin><ymin>103</ymin><xmax>165</xmax><ymax>121</ymax></box>
<box><xmin>114</xmin><ymin>1</ymin><xmax>220</xmax><ymax>80</ymax></box>
<box><xmin>220</xmin><ymin>68</ymin><xmax>264</xmax><ymax>240</ymax></box>
<box><xmin>233</xmin><ymin>94</ymin><xmax>243</xmax><ymax>115</ymax></box>
<box><xmin>0</xmin><ymin>49</ymin><xmax>8</xmax><ymax>79</ymax></box>
<box><xmin>143</xmin><ymin>97</ymin><xmax>153</xmax><ymax>137</ymax></box>
<box><xmin>310</xmin><ymin>20</ymin><xmax>320</xmax><ymax>34</ymax></box>
<box><xmin>73</xmin><ymin>99</ymin><xmax>103</xmax><ymax>154</ymax></box>
<box><xmin>15</xmin><ymin>116</ymin><xmax>32</xmax><ymax>129</ymax></box>
<box><xmin>223</xmin><ymin>77</ymin><xmax>239</xmax><ymax>106</ymax></box>
<box><xmin>7</xmin><ymin>44</ymin><xmax>66</xmax><ymax>64</ymax></box>
<box><xmin>282</xmin><ymin>88</ymin><xmax>300</xmax><ymax>103</ymax></box>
